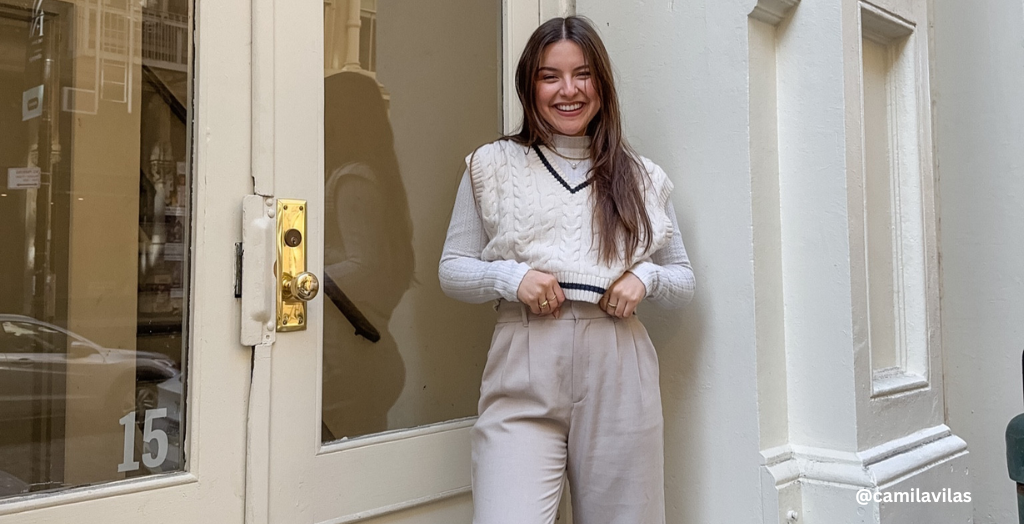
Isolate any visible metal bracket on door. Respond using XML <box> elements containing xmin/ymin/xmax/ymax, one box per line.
<box><xmin>240</xmin><ymin>195</ymin><xmax>277</xmax><ymax>346</ymax></box>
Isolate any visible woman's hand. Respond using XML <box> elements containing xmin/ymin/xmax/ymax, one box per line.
<box><xmin>517</xmin><ymin>270</ymin><xmax>566</xmax><ymax>317</ymax></box>
<box><xmin>600</xmin><ymin>272</ymin><xmax>647</xmax><ymax>318</ymax></box>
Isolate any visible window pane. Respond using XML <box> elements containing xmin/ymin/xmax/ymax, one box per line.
<box><xmin>321</xmin><ymin>0</ymin><xmax>501</xmax><ymax>442</ymax></box>
<box><xmin>0</xmin><ymin>0</ymin><xmax>190</xmax><ymax>498</ymax></box>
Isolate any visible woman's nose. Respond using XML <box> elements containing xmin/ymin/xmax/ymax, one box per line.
<box><xmin>559</xmin><ymin>77</ymin><xmax>578</xmax><ymax>96</ymax></box>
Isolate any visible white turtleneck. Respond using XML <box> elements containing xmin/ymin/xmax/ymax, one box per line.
<box><xmin>439</xmin><ymin>134</ymin><xmax>695</xmax><ymax>308</ymax></box>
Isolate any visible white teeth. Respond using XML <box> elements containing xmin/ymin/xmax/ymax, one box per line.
<box><xmin>556</xmin><ymin>102</ymin><xmax>583</xmax><ymax>111</ymax></box>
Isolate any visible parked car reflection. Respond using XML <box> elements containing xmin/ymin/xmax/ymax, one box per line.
<box><xmin>0</xmin><ymin>315</ymin><xmax>180</xmax><ymax>424</ymax></box>
<box><xmin>0</xmin><ymin>469</ymin><xmax>28</xmax><ymax>498</ymax></box>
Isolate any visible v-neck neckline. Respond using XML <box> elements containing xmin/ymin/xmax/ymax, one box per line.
<box><xmin>532</xmin><ymin>145</ymin><xmax>592</xmax><ymax>194</ymax></box>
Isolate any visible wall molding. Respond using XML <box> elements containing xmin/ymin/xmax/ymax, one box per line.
<box><xmin>761</xmin><ymin>425</ymin><xmax>967</xmax><ymax>491</ymax></box>
<box><xmin>860</xmin><ymin>1</ymin><xmax>915</xmax><ymax>44</ymax></box>
<box><xmin>749</xmin><ymin>0</ymin><xmax>800</xmax><ymax>25</ymax></box>
<box><xmin>540</xmin><ymin>0</ymin><xmax>575</xmax><ymax>20</ymax></box>
<box><xmin>502</xmin><ymin>0</ymin><xmax>540</xmax><ymax>134</ymax></box>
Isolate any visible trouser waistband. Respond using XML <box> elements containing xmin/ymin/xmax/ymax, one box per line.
<box><xmin>495</xmin><ymin>299</ymin><xmax>610</xmax><ymax>324</ymax></box>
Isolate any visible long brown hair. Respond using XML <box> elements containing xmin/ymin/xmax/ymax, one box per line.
<box><xmin>511</xmin><ymin>16</ymin><xmax>653</xmax><ymax>265</ymax></box>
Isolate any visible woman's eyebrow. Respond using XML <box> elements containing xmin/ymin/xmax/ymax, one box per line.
<box><xmin>536</xmin><ymin>65</ymin><xmax>591</xmax><ymax>73</ymax></box>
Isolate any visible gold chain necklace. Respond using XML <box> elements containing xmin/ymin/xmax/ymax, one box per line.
<box><xmin>545</xmin><ymin>147</ymin><xmax>589</xmax><ymax>170</ymax></box>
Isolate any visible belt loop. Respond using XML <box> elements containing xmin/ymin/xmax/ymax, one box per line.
<box><xmin>520</xmin><ymin>303</ymin><xmax>529</xmax><ymax>327</ymax></box>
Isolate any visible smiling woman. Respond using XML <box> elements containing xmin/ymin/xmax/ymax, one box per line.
<box><xmin>439</xmin><ymin>15</ymin><xmax>696</xmax><ymax>524</ymax></box>
<box><xmin>533</xmin><ymin>41</ymin><xmax>601</xmax><ymax>137</ymax></box>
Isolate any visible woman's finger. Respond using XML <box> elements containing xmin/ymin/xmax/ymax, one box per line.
<box><xmin>622</xmin><ymin>297</ymin><xmax>638</xmax><ymax>318</ymax></box>
<box><xmin>605</xmin><ymin>292</ymin><xmax>622</xmax><ymax>317</ymax></box>
<box><xmin>552</xmin><ymin>284</ymin><xmax>566</xmax><ymax>306</ymax></box>
<box><xmin>538</xmin><ymin>297</ymin><xmax>553</xmax><ymax>316</ymax></box>
<box><xmin>547</xmin><ymin>293</ymin><xmax>563</xmax><ymax>312</ymax></box>
<box><xmin>544</xmin><ymin>287</ymin><xmax>561</xmax><ymax>315</ymax></box>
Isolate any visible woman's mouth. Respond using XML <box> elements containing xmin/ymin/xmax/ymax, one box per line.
<box><xmin>554</xmin><ymin>102</ymin><xmax>584</xmax><ymax>115</ymax></box>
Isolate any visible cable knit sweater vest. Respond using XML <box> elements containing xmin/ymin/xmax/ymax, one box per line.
<box><xmin>467</xmin><ymin>139</ymin><xmax>675</xmax><ymax>303</ymax></box>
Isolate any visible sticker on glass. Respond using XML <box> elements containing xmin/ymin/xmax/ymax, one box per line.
<box><xmin>8</xmin><ymin>167</ymin><xmax>41</xmax><ymax>189</ymax></box>
<box><xmin>22</xmin><ymin>85</ymin><xmax>43</xmax><ymax>121</ymax></box>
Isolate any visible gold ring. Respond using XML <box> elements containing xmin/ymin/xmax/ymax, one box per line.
<box><xmin>540</xmin><ymin>300</ymin><xmax>550</xmax><ymax>308</ymax></box>
<box><xmin>608</xmin><ymin>303</ymin><xmax>619</xmax><ymax>308</ymax></box>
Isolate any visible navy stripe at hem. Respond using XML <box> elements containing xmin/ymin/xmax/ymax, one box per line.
<box><xmin>558</xmin><ymin>282</ymin><xmax>606</xmax><ymax>295</ymax></box>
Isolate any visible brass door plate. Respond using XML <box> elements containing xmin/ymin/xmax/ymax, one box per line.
<box><xmin>277</xmin><ymin>199</ymin><xmax>307</xmax><ymax>332</ymax></box>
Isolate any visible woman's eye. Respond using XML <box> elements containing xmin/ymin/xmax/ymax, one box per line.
<box><xmin>578</xmin><ymin>71</ymin><xmax>591</xmax><ymax>78</ymax></box>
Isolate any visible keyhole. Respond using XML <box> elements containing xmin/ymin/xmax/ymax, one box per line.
<box><xmin>284</xmin><ymin>228</ymin><xmax>302</xmax><ymax>247</ymax></box>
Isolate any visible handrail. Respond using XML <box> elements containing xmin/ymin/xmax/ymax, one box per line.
<box><xmin>323</xmin><ymin>274</ymin><xmax>380</xmax><ymax>343</ymax></box>
<box><xmin>141</xmin><ymin>64</ymin><xmax>186</xmax><ymax>124</ymax></box>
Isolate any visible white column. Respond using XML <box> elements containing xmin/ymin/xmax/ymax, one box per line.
<box><xmin>749</xmin><ymin>2</ymin><xmax>800</xmax><ymax>521</ymax></box>
<box><xmin>754</xmin><ymin>0</ymin><xmax>971</xmax><ymax>521</ymax></box>
<box><xmin>540</xmin><ymin>0</ymin><xmax>574</xmax><ymax>20</ymax></box>
<box><xmin>342</xmin><ymin>0</ymin><xmax>361</xmax><ymax>71</ymax></box>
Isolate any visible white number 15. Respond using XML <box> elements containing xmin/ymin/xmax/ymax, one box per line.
<box><xmin>118</xmin><ymin>408</ymin><xmax>169</xmax><ymax>473</ymax></box>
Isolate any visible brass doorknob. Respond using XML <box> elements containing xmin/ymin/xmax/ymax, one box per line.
<box><xmin>285</xmin><ymin>272</ymin><xmax>319</xmax><ymax>302</ymax></box>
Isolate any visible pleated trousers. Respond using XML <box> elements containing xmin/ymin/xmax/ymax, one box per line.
<box><xmin>471</xmin><ymin>300</ymin><xmax>665</xmax><ymax>524</ymax></box>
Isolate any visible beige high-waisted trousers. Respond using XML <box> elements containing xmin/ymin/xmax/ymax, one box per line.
<box><xmin>472</xmin><ymin>300</ymin><xmax>665</xmax><ymax>524</ymax></box>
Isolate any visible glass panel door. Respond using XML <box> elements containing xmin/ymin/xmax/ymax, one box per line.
<box><xmin>0</xmin><ymin>0</ymin><xmax>188</xmax><ymax>495</ymax></box>
<box><xmin>0</xmin><ymin>0</ymin><xmax>250</xmax><ymax>518</ymax></box>
<box><xmin>264</xmin><ymin>1</ymin><xmax>543</xmax><ymax>522</ymax></box>
<box><xmin>321</xmin><ymin>0</ymin><xmax>501</xmax><ymax>442</ymax></box>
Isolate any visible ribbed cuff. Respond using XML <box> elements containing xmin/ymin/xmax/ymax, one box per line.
<box><xmin>497</xmin><ymin>261</ymin><xmax>533</xmax><ymax>302</ymax></box>
<box><xmin>627</xmin><ymin>261</ymin><xmax>659</xmax><ymax>299</ymax></box>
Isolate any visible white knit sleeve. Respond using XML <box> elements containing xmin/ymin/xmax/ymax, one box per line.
<box><xmin>438</xmin><ymin>170</ymin><xmax>531</xmax><ymax>303</ymax></box>
<box><xmin>628</xmin><ymin>200</ymin><xmax>696</xmax><ymax>308</ymax></box>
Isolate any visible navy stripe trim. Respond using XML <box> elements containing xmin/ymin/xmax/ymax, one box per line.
<box><xmin>532</xmin><ymin>145</ymin><xmax>592</xmax><ymax>194</ymax></box>
<box><xmin>558</xmin><ymin>282</ymin><xmax>606</xmax><ymax>295</ymax></box>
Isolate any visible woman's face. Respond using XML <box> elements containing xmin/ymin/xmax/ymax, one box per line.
<box><xmin>534</xmin><ymin>40</ymin><xmax>601</xmax><ymax>137</ymax></box>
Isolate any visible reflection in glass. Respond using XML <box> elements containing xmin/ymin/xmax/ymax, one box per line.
<box><xmin>321</xmin><ymin>1</ymin><xmax>501</xmax><ymax>442</ymax></box>
<box><xmin>0</xmin><ymin>0</ymin><xmax>188</xmax><ymax>498</ymax></box>
<box><xmin>322</xmin><ymin>71</ymin><xmax>413</xmax><ymax>440</ymax></box>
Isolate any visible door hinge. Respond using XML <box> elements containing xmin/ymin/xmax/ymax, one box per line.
<box><xmin>234</xmin><ymin>242</ymin><xmax>243</xmax><ymax>298</ymax></box>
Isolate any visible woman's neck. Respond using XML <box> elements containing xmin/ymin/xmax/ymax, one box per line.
<box><xmin>550</xmin><ymin>133</ymin><xmax>591</xmax><ymax>157</ymax></box>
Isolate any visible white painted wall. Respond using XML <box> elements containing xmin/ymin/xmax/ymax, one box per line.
<box><xmin>575</xmin><ymin>1</ymin><xmax>763</xmax><ymax>522</ymax></box>
<box><xmin>932</xmin><ymin>0</ymin><xmax>1024</xmax><ymax>522</ymax></box>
